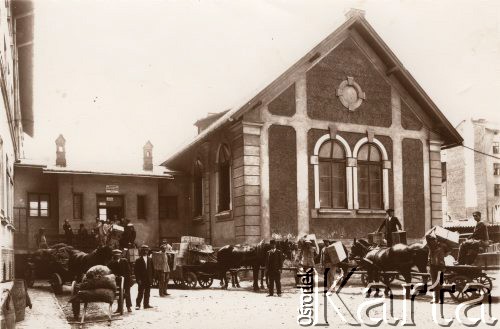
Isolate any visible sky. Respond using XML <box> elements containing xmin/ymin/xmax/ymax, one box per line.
<box><xmin>24</xmin><ymin>0</ymin><xmax>500</xmax><ymax>169</ymax></box>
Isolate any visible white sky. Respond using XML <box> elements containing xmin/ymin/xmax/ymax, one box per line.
<box><xmin>24</xmin><ymin>0</ymin><xmax>500</xmax><ymax>169</ymax></box>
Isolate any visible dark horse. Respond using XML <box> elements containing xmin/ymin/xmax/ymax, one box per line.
<box><xmin>216</xmin><ymin>240</ymin><xmax>296</xmax><ymax>291</ymax></box>
<box><xmin>350</xmin><ymin>239</ymin><xmax>428</xmax><ymax>296</ymax></box>
<box><xmin>31</xmin><ymin>243</ymin><xmax>114</xmax><ymax>281</ymax></box>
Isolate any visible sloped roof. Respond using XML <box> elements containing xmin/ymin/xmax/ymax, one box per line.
<box><xmin>15</xmin><ymin>158</ymin><xmax>175</xmax><ymax>179</ymax></box>
<box><xmin>162</xmin><ymin>10</ymin><xmax>462</xmax><ymax>167</ymax></box>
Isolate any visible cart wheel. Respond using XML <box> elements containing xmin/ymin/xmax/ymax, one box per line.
<box><xmin>71</xmin><ymin>281</ymin><xmax>77</xmax><ymax>295</ymax></box>
<box><xmin>173</xmin><ymin>278</ymin><xmax>185</xmax><ymax>288</ymax></box>
<box><xmin>183</xmin><ymin>271</ymin><xmax>198</xmax><ymax>289</ymax></box>
<box><xmin>50</xmin><ymin>273</ymin><xmax>63</xmax><ymax>295</ymax></box>
<box><xmin>474</xmin><ymin>275</ymin><xmax>492</xmax><ymax>292</ymax></box>
<box><xmin>447</xmin><ymin>274</ymin><xmax>474</xmax><ymax>302</ymax></box>
<box><xmin>198</xmin><ymin>275</ymin><xmax>213</xmax><ymax>288</ymax></box>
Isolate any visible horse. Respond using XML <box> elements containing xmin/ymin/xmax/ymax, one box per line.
<box><xmin>67</xmin><ymin>244</ymin><xmax>114</xmax><ymax>280</ymax></box>
<box><xmin>216</xmin><ymin>239</ymin><xmax>296</xmax><ymax>291</ymax></box>
<box><xmin>350</xmin><ymin>238</ymin><xmax>428</xmax><ymax>297</ymax></box>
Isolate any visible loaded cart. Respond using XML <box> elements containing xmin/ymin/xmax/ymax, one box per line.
<box><xmin>171</xmin><ymin>236</ymin><xmax>219</xmax><ymax>289</ymax></box>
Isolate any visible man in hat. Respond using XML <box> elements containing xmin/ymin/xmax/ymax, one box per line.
<box><xmin>376</xmin><ymin>209</ymin><xmax>402</xmax><ymax>247</ymax></box>
<box><xmin>134</xmin><ymin>245</ymin><xmax>154</xmax><ymax>309</ymax></box>
<box><xmin>108</xmin><ymin>249</ymin><xmax>132</xmax><ymax>313</ymax></box>
<box><xmin>265</xmin><ymin>239</ymin><xmax>284</xmax><ymax>297</ymax></box>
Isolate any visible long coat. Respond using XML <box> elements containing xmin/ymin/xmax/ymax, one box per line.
<box><xmin>134</xmin><ymin>256</ymin><xmax>154</xmax><ymax>285</ymax></box>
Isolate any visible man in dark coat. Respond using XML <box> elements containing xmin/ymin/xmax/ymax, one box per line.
<box><xmin>265</xmin><ymin>239</ymin><xmax>284</xmax><ymax>297</ymax></box>
<box><xmin>108</xmin><ymin>249</ymin><xmax>132</xmax><ymax>313</ymax></box>
<box><xmin>134</xmin><ymin>245</ymin><xmax>154</xmax><ymax>309</ymax></box>
<box><xmin>377</xmin><ymin>209</ymin><xmax>402</xmax><ymax>247</ymax></box>
<box><xmin>457</xmin><ymin>211</ymin><xmax>489</xmax><ymax>264</ymax></box>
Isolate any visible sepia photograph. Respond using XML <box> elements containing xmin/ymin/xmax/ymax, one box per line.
<box><xmin>0</xmin><ymin>0</ymin><xmax>499</xmax><ymax>328</ymax></box>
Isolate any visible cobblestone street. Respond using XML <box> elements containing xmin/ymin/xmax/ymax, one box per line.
<box><xmin>20</xmin><ymin>271</ymin><xmax>500</xmax><ymax>329</ymax></box>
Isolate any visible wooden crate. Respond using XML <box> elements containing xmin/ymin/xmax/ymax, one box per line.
<box><xmin>434</xmin><ymin>226</ymin><xmax>460</xmax><ymax>247</ymax></box>
<box><xmin>391</xmin><ymin>231</ymin><xmax>407</xmax><ymax>245</ymax></box>
<box><xmin>325</xmin><ymin>242</ymin><xmax>347</xmax><ymax>264</ymax></box>
<box><xmin>368</xmin><ymin>232</ymin><xmax>384</xmax><ymax>245</ymax></box>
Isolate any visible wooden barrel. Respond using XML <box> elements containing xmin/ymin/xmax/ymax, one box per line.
<box><xmin>0</xmin><ymin>289</ymin><xmax>16</xmax><ymax>329</ymax></box>
<box><xmin>11</xmin><ymin>280</ymin><xmax>27</xmax><ymax>322</ymax></box>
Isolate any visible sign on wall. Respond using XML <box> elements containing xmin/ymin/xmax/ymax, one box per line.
<box><xmin>105</xmin><ymin>185</ymin><xmax>119</xmax><ymax>194</ymax></box>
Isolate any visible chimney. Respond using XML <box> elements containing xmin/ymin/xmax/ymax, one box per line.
<box><xmin>55</xmin><ymin>134</ymin><xmax>66</xmax><ymax>167</ymax></box>
<box><xmin>143</xmin><ymin>141</ymin><xmax>153</xmax><ymax>171</ymax></box>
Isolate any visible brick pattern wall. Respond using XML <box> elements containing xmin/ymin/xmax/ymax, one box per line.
<box><xmin>402</xmin><ymin>138</ymin><xmax>425</xmax><ymax>237</ymax></box>
<box><xmin>306</xmin><ymin>37</ymin><xmax>392</xmax><ymax>127</ymax></box>
<box><xmin>269</xmin><ymin>125</ymin><xmax>298</xmax><ymax>236</ymax></box>
<box><xmin>401</xmin><ymin>100</ymin><xmax>423</xmax><ymax>131</ymax></box>
<box><xmin>268</xmin><ymin>83</ymin><xmax>296</xmax><ymax>117</ymax></box>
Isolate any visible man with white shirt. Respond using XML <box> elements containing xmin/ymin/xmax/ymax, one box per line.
<box><xmin>134</xmin><ymin>245</ymin><xmax>154</xmax><ymax>309</ymax></box>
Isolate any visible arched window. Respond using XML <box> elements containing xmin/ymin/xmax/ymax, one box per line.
<box><xmin>357</xmin><ymin>143</ymin><xmax>383</xmax><ymax>209</ymax></box>
<box><xmin>318</xmin><ymin>140</ymin><xmax>347</xmax><ymax>208</ymax></box>
<box><xmin>193</xmin><ymin>160</ymin><xmax>203</xmax><ymax>217</ymax></box>
<box><xmin>217</xmin><ymin>144</ymin><xmax>231</xmax><ymax>212</ymax></box>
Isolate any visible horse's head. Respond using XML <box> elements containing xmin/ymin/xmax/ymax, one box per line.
<box><xmin>350</xmin><ymin>238</ymin><xmax>370</xmax><ymax>258</ymax></box>
<box><xmin>277</xmin><ymin>239</ymin><xmax>297</xmax><ymax>261</ymax></box>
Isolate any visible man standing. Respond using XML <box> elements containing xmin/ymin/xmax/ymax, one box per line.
<box><xmin>134</xmin><ymin>245</ymin><xmax>154</xmax><ymax>309</ymax></box>
<box><xmin>377</xmin><ymin>209</ymin><xmax>402</xmax><ymax>247</ymax></box>
<box><xmin>457</xmin><ymin>211</ymin><xmax>489</xmax><ymax>264</ymax></box>
<box><xmin>63</xmin><ymin>219</ymin><xmax>73</xmax><ymax>245</ymax></box>
<box><xmin>158</xmin><ymin>244</ymin><xmax>170</xmax><ymax>296</ymax></box>
<box><xmin>108</xmin><ymin>249</ymin><xmax>132</xmax><ymax>313</ymax></box>
<box><xmin>265</xmin><ymin>239</ymin><xmax>284</xmax><ymax>297</ymax></box>
<box><xmin>320</xmin><ymin>239</ymin><xmax>334</xmax><ymax>290</ymax></box>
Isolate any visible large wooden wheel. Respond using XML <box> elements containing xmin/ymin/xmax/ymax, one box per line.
<box><xmin>197</xmin><ymin>275</ymin><xmax>213</xmax><ymax>288</ymax></box>
<box><xmin>447</xmin><ymin>274</ymin><xmax>474</xmax><ymax>302</ymax></box>
<box><xmin>474</xmin><ymin>275</ymin><xmax>493</xmax><ymax>293</ymax></box>
<box><xmin>183</xmin><ymin>271</ymin><xmax>197</xmax><ymax>289</ymax></box>
<box><xmin>50</xmin><ymin>273</ymin><xmax>63</xmax><ymax>295</ymax></box>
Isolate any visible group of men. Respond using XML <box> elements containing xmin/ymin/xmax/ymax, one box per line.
<box><xmin>108</xmin><ymin>242</ymin><xmax>173</xmax><ymax>313</ymax></box>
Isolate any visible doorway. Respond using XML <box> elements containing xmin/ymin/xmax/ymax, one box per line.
<box><xmin>96</xmin><ymin>194</ymin><xmax>124</xmax><ymax>221</ymax></box>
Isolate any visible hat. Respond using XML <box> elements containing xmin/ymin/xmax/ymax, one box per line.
<box><xmin>270</xmin><ymin>239</ymin><xmax>276</xmax><ymax>245</ymax></box>
<box><xmin>386</xmin><ymin>208</ymin><xmax>394</xmax><ymax>213</ymax></box>
<box><xmin>127</xmin><ymin>223</ymin><xmax>134</xmax><ymax>227</ymax></box>
<box><xmin>140</xmin><ymin>244</ymin><xmax>149</xmax><ymax>249</ymax></box>
<box><xmin>112</xmin><ymin>249</ymin><xmax>122</xmax><ymax>255</ymax></box>
<box><xmin>305</xmin><ymin>240</ymin><xmax>312</xmax><ymax>244</ymax></box>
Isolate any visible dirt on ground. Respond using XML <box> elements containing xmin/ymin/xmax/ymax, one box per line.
<box><xmin>51</xmin><ymin>271</ymin><xmax>500</xmax><ymax>329</ymax></box>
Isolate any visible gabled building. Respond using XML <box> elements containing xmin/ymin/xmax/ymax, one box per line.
<box><xmin>162</xmin><ymin>9</ymin><xmax>462</xmax><ymax>246</ymax></box>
